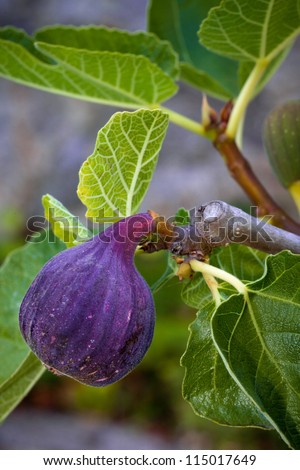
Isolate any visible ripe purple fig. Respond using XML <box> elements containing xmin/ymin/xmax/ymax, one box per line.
<box><xmin>19</xmin><ymin>213</ymin><xmax>155</xmax><ymax>386</ymax></box>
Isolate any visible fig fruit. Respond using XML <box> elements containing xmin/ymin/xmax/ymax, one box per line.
<box><xmin>19</xmin><ymin>213</ymin><xmax>155</xmax><ymax>386</ymax></box>
<box><xmin>263</xmin><ymin>100</ymin><xmax>300</xmax><ymax>189</ymax></box>
<box><xmin>263</xmin><ymin>100</ymin><xmax>300</xmax><ymax>213</ymax></box>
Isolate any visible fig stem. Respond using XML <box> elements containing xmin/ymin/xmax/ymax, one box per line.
<box><xmin>189</xmin><ymin>259</ymin><xmax>246</xmax><ymax>295</ymax></box>
<box><xmin>160</xmin><ymin>106</ymin><xmax>212</xmax><ymax>138</ymax></box>
<box><xmin>141</xmin><ymin>200</ymin><xmax>300</xmax><ymax>257</ymax></box>
<box><xmin>289</xmin><ymin>181</ymin><xmax>300</xmax><ymax>216</ymax></box>
<box><xmin>226</xmin><ymin>61</ymin><xmax>266</xmax><ymax>140</ymax></box>
<box><xmin>214</xmin><ymin>138</ymin><xmax>300</xmax><ymax>235</ymax></box>
<box><xmin>202</xmin><ymin>271</ymin><xmax>221</xmax><ymax>307</ymax></box>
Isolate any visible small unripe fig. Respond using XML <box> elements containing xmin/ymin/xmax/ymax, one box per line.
<box><xmin>19</xmin><ymin>213</ymin><xmax>155</xmax><ymax>386</ymax></box>
<box><xmin>263</xmin><ymin>100</ymin><xmax>300</xmax><ymax>189</ymax></box>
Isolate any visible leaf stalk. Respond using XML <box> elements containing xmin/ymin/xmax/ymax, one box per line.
<box><xmin>189</xmin><ymin>259</ymin><xmax>246</xmax><ymax>295</ymax></box>
<box><xmin>226</xmin><ymin>61</ymin><xmax>267</xmax><ymax>139</ymax></box>
<box><xmin>160</xmin><ymin>106</ymin><xmax>210</xmax><ymax>137</ymax></box>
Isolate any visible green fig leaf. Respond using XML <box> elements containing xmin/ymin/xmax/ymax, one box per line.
<box><xmin>35</xmin><ymin>25</ymin><xmax>179</xmax><ymax>79</ymax></box>
<box><xmin>0</xmin><ymin>27</ymin><xmax>177</xmax><ymax>108</ymax></box>
<box><xmin>148</xmin><ymin>0</ymin><xmax>238</xmax><ymax>98</ymax></box>
<box><xmin>212</xmin><ymin>251</ymin><xmax>300</xmax><ymax>449</ymax></box>
<box><xmin>42</xmin><ymin>194</ymin><xmax>91</xmax><ymax>247</ymax></box>
<box><xmin>77</xmin><ymin>109</ymin><xmax>169</xmax><ymax>219</ymax></box>
<box><xmin>200</xmin><ymin>0</ymin><xmax>300</xmax><ymax>63</ymax></box>
<box><xmin>0</xmin><ymin>352</ymin><xmax>44</xmax><ymax>423</ymax></box>
<box><xmin>174</xmin><ymin>207</ymin><xmax>190</xmax><ymax>226</ymax></box>
<box><xmin>182</xmin><ymin>299</ymin><xmax>271</xmax><ymax>428</ymax></box>
<box><xmin>182</xmin><ymin>245</ymin><xmax>269</xmax><ymax>427</ymax></box>
<box><xmin>0</xmin><ymin>236</ymin><xmax>64</xmax><ymax>421</ymax></box>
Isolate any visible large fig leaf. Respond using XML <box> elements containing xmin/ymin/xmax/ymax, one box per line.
<box><xmin>35</xmin><ymin>25</ymin><xmax>179</xmax><ymax>80</ymax></box>
<box><xmin>182</xmin><ymin>299</ymin><xmax>271</xmax><ymax>428</ymax></box>
<box><xmin>148</xmin><ymin>0</ymin><xmax>238</xmax><ymax>98</ymax></box>
<box><xmin>0</xmin><ymin>236</ymin><xmax>64</xmax><ymax>421</ymax></box>
<box><xmin>200</xmin><ymin>0</ymin><xmax>300</xmax><ymax>63</ymax></box>
<box><xmin>212</xmin><ymin>251</ymin><xmax>300</xmax><ymax>449</ymax></box>
<box><xmin>181</xmin><ymin>245</ymin><xmax>270</xmax><ymax>427</ymax></box>
<box><xmin>77</xmin><ymin>109</ymin><xmax>169</xmax><ymax>219</ymax></box>
<box><xmin>0</xmin><ymin>27</ymin><xmax>177</xmax><ymax>108</ymax></box>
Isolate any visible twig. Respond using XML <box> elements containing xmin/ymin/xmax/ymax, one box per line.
<box><xmin>192</xmin><ymin>200</ymin><xmax>300</xmax><ymax>254</ymax></box>
<box><xmin>142</xmin><ymin>200</ymin><xmax>300</xmax><ymax>257</ymax></box>
<box><xmin>214</xmin><ymin>137</ymin><xmax>300</xmax><ymax>235</ymax></box>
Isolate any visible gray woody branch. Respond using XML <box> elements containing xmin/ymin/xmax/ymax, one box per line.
<box><xmin>144</xmin><ymin>200</ymin><xmax>300</xmax><ymax>258</ymax></box>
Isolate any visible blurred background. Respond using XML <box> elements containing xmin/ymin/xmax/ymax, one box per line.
<box><xmin>0</xmin><ymin>0</ymin><xmax>299</xmax><ymax>450</ymax></box>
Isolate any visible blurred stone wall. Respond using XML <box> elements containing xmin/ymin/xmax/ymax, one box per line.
<box><xmin>1</xmin><ymin>0</ymin><xmax>299</xmax><ymax>239</ymax></box>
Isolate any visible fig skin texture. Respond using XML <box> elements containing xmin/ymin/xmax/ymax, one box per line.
<box><xmin>19</xmin><ymin>213</ymin><xmax>155</xmax><ymax>386</ymax></box>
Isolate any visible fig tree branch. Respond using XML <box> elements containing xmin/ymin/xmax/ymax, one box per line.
<box><xmin>142</xmin><ymin>200</ymin><xmax>300</xmax><ymax>257</ymax></box>
<box><xmin>198</xmin><ymin>98</ymin><xmax>300</xmax><ymax>235</ymax></box>
<box><xmin>214</xmin><ymin>137</ymin><xmax>300</xmax><ymax>235</ymax></box>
